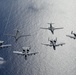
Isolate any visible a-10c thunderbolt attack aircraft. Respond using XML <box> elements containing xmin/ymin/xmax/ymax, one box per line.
<box><xmin>13</xmin><ymin>47</ymin><xmax>38</xmax><ymax>60</ymax></box>
<box><xmin>41</xmin><ymin>38</ymin><xmax>65</xmax><ymax>50</ymax></box>
<box><xmin>0</xmin><ymin>41</ymin><xmax>11</xmax><ymax>48</ymax></box>
<box><xmin>40</xmin><ymin>23</ymin><xmax>63</xmax><ymax>34</ymax></box>
<box><xmin>4</xmin><ymin>29</ymin><xmax>31</xmax><ymax>42</ymax></box>
<box><xmin>66</xmin><ymin>31</ymin><xmax>76</xmax><ymax>39</ymax></box>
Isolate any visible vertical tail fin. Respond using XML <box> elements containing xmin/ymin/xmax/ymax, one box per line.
<box><xmin>56</xmin><ymin>37</ymin><xmax>57</xmax><ymax>42</ymax></box>
<box><xmin>54</xmin><ymin>38</ymin><xmax>57</xmax><ymax>43</ymax></box>
<box><xmin>48</xmin><ymin>37</ymin><xmax>50</xmax><ymax>41</ymax></box>
<box><xmin>71</xmin><ymin>31</ymin><xmax>73</xmax><ymax>34</ymax></box>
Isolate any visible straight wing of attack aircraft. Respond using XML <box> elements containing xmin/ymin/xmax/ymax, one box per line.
<box><xmin>27</xmin><ymin>52</ymin><xmax>38</xmax><ymax>56</ymax></box>
<box><xmin>40</xmin><ymin>23</ymin><xmax>63</xmax><ymax>34</ymax></box>
<box><xmin>13</xmin><ymin>46</ymin><xmax>38</xmax><ymax>60</ymax></box>
<box><xmin>53</xmin><ymin>43</ymin><xmax>65</xmax><ymax>50</ymax></box>
<box><xmin>0</xmin><ymin>41</ymin><xmax>11</xmax><ymax>48</ymax></box>
<box><xmin>54</xmin><ymin>43</ymin><xmax>65</xmax><ymax>50</ymax></box>
<box><xmin>13</xmin><ymin>51</ymin><xmax>38</xmax><ymax>56</ymax></box>
<box><xmin>4</xmin><ymin>29</ymin><xmax>31</xmax><ymax>42</ymax></box>
<box><xmin>13</xmin><ymin>51</ymin><xmax>25</xmax><ymax>55</ymax></box>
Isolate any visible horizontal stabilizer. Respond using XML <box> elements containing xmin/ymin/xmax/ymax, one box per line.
<box><xmin>47</xmin><ymin>23</ymin><xmax>54</xmax><ymax>24</ymax></box>
<box><xmin>22</xmin><ymin>46</ymin><xmax>31</xmax><ymax>50</ymax></box>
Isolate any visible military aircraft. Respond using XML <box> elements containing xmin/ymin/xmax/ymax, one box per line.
<box><xmin>4</xmin><ymin>29</ymin><xmax>31</xmax><ymax>42</ymax></box>
<box><xmin>13</xmin><ymin>47</ymin><xmax>38</xmax><ymax>60</ymax></box>
<box><xmin>0</xmin><ymin>41</ymin><xmax>11</xmax><ymax>48</ymax></box>
<box><xmin>41</xmin><ymin>38</ymin><xmax>65</xmax><ymax>50</ymax></box>
<box><xmin>40</xmin><ymin>23</ymin><xmax>63</xmax><ymax>34</ymax></box>
<box><xmin>66</xmin><ymin>31</ymin><xmax>76</xmax><ymax>39</ymax></box>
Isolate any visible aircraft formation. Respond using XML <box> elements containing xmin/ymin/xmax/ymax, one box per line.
<box><xmin>0</xmin><ymin>29</ymin><xmax>38</xmax><ymax>60</ymax></box>
<box><xmin>1</xmin><ymin>23</ymin><xmax>76</xmax><ymax>60</ymax></box>
<box><xmin>41</xmin><ymin>23</ymin><xmax>65</xmax><ymax>50</ymax></box>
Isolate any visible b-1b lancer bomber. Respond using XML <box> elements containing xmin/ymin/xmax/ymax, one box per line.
<box><xmin>40</xmin><ymin>23</ymin><xmax>63</xmax><ymax>34</ymax></box>
<box><xmin>41</xmin><ymin>38</ymin><xmax>65</xmax><ymax>50</ymax></box>
<box><xmin>0</xmin><ymin>41</ymin><xmax>11</xmax><ymax>48</ymax></box>
<box><xmin>4</xmin><ymin>29</ymin><xmax>31</xmax><ymax>42</ymax></box>
<box><xmin>66</xmin><ymin>31</ymin><xmax>76</xmax><ymax>39</ymax></box>
<box><xmin>13</xmin><ymin>47</ymin><xmax>38</xmax><ymax>60</ymax></box>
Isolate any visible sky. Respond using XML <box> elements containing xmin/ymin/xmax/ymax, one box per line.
<box><xmin>0</xmin><ymin>0</ymin><xmax>76</xmax><ymax>75</ymax></box>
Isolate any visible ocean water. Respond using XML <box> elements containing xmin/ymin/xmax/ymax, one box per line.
<box><xmin>0</xmin><ymin>0</ymin><xmax>76</xmax><ymax>75</ymax></box>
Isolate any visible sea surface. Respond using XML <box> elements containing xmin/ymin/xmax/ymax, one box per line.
<box><xmin>0</xmin><ymin>0</ymin><xmax>76</xmax><ymax>75</ymax></box>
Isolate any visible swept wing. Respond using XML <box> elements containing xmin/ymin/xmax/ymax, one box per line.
<box><xmin>66</xmin><ymin>35</ymin><xmax>76</xmax><ymax>39</ymax></box>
